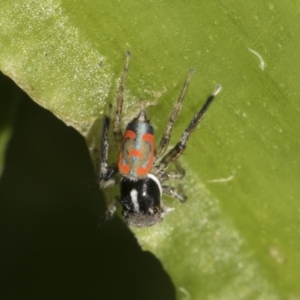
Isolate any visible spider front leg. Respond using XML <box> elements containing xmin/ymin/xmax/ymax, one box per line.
<box><xmin>156</xmin><ymin>84</ymin><xmax>222</xmax><ymax>174</ymax></box>
<box><xmin>100</xmin><ymin>52</ymin><xmax>132</xmax><ymax>219</ymax></box>
<box><xmin>156</xmin><ymin>68</ymin><xmax>194</xmax><ymax>158</ymax></box>
<box><xmin>99</xmin><ymin>51</ymin><xmax>131</xmax><ymax>188</ymax></box>
<box><xmin>113</xmin><ymin>50</ymin><xmax>131</xmax><ymax>148</ymax></box>
<box><xmin>99</xmin><ymin>104</ymin><xmax>118</xmax><ymax>189</ymax></box>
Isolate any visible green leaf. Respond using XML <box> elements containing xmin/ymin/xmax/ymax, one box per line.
<box><xmin>1</xmin><ymin>0</ymin><xmax>300</xmax><ymax>299</ymax></box>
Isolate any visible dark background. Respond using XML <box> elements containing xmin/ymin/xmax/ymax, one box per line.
<box><xmin>0</xmin><ymin>73</ymin><xmax>175</xmax><ymax>300</ymax></box>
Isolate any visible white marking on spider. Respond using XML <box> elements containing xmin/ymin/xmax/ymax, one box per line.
<box><xmin>147</xmin><ymin>173</ymin><xmax>162</xmax><ymax>197</ymax></box>
<box><xmin>248</xmin><ymin>48</ymin><xmax>266</xmax><ymax>71</ymax></box>
<box><xmin>130</xmin><ymin>189</ymin><xmax>139</xmax><ymax>212</ymax></box>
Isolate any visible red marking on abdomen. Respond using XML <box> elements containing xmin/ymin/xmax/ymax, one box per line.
<box><xmin>142</xmin><ymin>133</ymin><xmax>154</xmax><ymax>143</ymax></box>
<box><xmin>136</xmin><ymin>133</ymin><xmax>155</xmax><ymax>176</ymax></box>
<box><xmin>119</xmin><ymin>162</ymin><xmax>130</xmax><ymax>174</ymax></box>
<box><xmin>123</xmin><ymin>130</ymin><xmax>136</xmax><ymax>140</ymax></box>
<box><xmin>118</xmin><ymin>130</ymin><xmax>155</xmax><ymax>177</ymax></box>
<box><xmin>118</xmin><ymin>130</ymin><xmax>136</xmax><ymax>175</ymax></box>
<box><xmin>129</xmin><ymin>149</ymin><xmax>142</xmax><ymax>158</ymax></box>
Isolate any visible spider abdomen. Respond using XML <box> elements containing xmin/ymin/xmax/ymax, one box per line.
<box><xmin>118</xmin><ymin>110</ymin><xmax>155</xmax><ymax>180</ymax></box>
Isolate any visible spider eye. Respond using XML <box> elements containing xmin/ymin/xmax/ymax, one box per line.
<box><xmin>120</xmin><ymin>176</ymin><xmax>163</xmax><ymax>227</ymax></box>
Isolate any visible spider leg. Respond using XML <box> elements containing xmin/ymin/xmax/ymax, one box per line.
<box><xmin>156</xmin><ymin>69</ymin><xmax>194</xmax><ymax>158</ymax></box>
<box><xmin>105</xmin><ymin>196</ymin><xmax>118</xmax><ymax>219</ymax></box>
<box><xmin>159</xmin><ymin>161</ymin><xmax>186</xmax><ymax>202</ymax></box>
<box><xmin>113</xmin><ymin>51</ymin><xmax>131</xmax><ymax>147</ymax></box>
<box><xmin>162</xmin><ymin>185</ymin><xmax>187</xmax><ymax>203</ymax></box>
<box><xmin>156</xmin><ymin>84</ymin><xmax>222</xmax><ymax>173</ymax></box>
<box><xmin>159</xmin><ymin>161</ymin><xmax>186</xmax><ymax>182</ymax></box>
<box><xmin>99</xmin><ymin>104</ymin><xmax>118</xmax><ymax>189</ymax></box>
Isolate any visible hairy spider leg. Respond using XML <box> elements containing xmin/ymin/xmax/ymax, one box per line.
<box><xmin>160</xmin><ymin>161</ymin><xmax>187</xmax><ymax>202</ymax></box>
<box><xmin>159</xmin><ymin>160</ymin><xmax>186</xmax><ymax>182</ymax></box>
<box><xmin>156</xmin><ymin>84</ymin><xmax>222</xmax><ymax>174</ymax></box>
<box><xmin>99</xmin><ymin>51</ymin><xmax>131</xmax><ymax>189</ymax></box>
<box><xmin>113</xmin><ymin>51</ymin><xmax>131</xmax><ymax>147</ymax></box>
<box><xmin>161</xmin><ymin>185</ymin><xmax>187</xmax><ymax>203</ymax></box>
<box><xmin>155</xmin><ymin>68</ymin><xmax>195</xmax><ymax>158</ymax></box>
<box><xmin>99</xmin><ymin>104</ymin><xmax>118</xmax><ymax>188</ymax></box>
